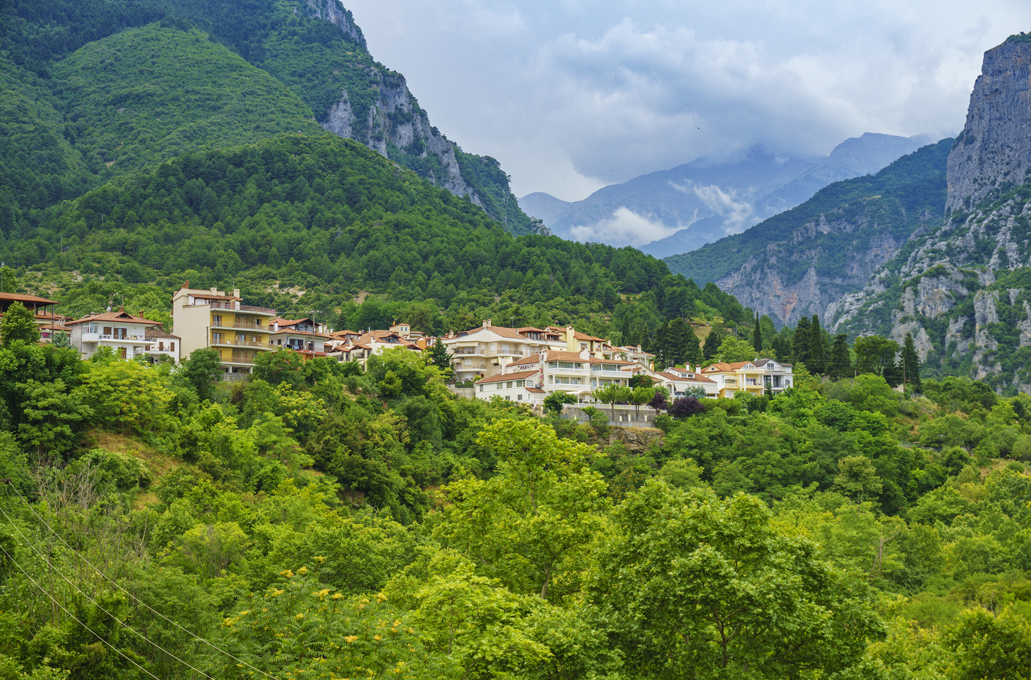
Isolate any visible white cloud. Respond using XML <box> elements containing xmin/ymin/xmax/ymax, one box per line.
<box><xmin>342</xmin><ymin>0</ymin><xmax>1031</xmax><ymax>199</ymax></box>
<box><xmin>568</xmin><ymin>207</ymin><xmax>682</xmax><ymax>247</ymax></box>
<box><xmin>689</xmin><ymin>184</ymin><xmax>756</xmax><ymax>235</ymax></box>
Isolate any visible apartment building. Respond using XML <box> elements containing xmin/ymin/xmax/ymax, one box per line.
<box><xmin>653</xmin><ymin>366</ymin><xmax>720</xmax><ymax>398</ymax></box>
<box><xmin>172</xmin><ymin>286</ymin><xmax>277</xmax><ymax>376</ymax></box>
<box><xmin>65</xmin><ymin>310</ymin><xmax>162</xmax><ymax>360</ymax></box>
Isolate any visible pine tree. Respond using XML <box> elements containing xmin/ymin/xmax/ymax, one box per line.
<box><xmin>808</xmin><ymin>314</ymin><xmax>826</xmax><ymax>375</ymax></box>
<box><xmin>667</xmin><ymin>318</ymin><xmax>690</xmax><ymax>366</ymax></box>
<box><xmin>901</xmin><ymin>332</ymin><xmax>921</xmax><ymax>392</ymax></box>
<box><xmin>620</xmin><ymin>315</ymin><xmax>632</xmax><ymax>347</ymax></box>
<box><xmin>752</xmin><ymin>312</ymin><xmax>762</xmax><ymax>354</ymax></box>
<box><xmin>828</xmin><ymin>334</ymin><xmax>852</xmax><ymax>379</ymax></box>
<box><xmin>655</xmin><ymin>321</ymin><xmax>670</xmax><ymax>368</ymax></box>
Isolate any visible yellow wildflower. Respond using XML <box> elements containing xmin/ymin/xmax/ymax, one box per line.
<box><xmin>270</xmin><ymin>589</ymin><xmax>285</xmax><ymax>598</ymax></box>
<box><xmin>344</xmin><ymin>635</ymin><xmax>358</xmax><ymax>643</ymax></box>
<box><xmin>281</xmin><ymin>569</ymin><xmax>294</xmax><ymax>578</ymax></box>
<box><xmin>374</xmin><ymin>634</ymin><xmax>382</xmax><ymax>641</ymax></box>
<box><xmin>314</xmin><ymin>555</ymin><xmax>326</xmax><ymax>563</ymax></box>
<box><xmin>298</xmin><ymin>566</ymin><xmax>309</xmax><ymax>575</ymax></box>
<box><xmin>295</xmin><ymin>613</ymin><xmax>305</xmax><ymax>620</ymax></box>
<box><xmin>331</xmin><ymin>593</ymin><xmax>343</xmax><ymax>600</ymax></box>
<box><xmin>376</xmin><ymin>592</ymin><xmax>387</xmax><ymax>603</ymax></box>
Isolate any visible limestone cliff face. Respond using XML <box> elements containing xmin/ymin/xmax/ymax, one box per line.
<box><xmin>946</xmin><ymin>39</ymin><xmax>1031</xmax><ymax>215</ymax></box>
<box><xmin>302</xmin><ymin>0</ymin><xmax>366</xmax><ymax>49</ymax></box>
<box><xmin>319</xmin><ymin>68</ymin><xmax>480</xmax><ymax>205</ymax></box>
<box><xmin>713</xmin><ymin>199</ymin><xmax>929</xmax><ymax>327</ymax></box>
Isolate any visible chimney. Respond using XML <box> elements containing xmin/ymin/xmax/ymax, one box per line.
<box><xmin>210</xmin><ymin>287</ymin><xmax>218</xmax><ymax>294</ymax></box>
<box><xmin>182</xmin><ymin>280</ymin><xmax>190</xmax><ymax>289</ymax></box>
<box><xmin>233</xmin><ymin>288</ymin><xmax>240</xmax><ymax>298</ymax></box>
<box><xmin>484</xmin><ymin>319</ymin><xmax>491</xmax><ymax>327</ymax></box>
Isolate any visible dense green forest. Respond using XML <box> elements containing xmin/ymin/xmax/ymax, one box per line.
<box><xmin>1</xmin><ymin>307</ymin><xmax>1031</xmax><ymax>678</ymax></box>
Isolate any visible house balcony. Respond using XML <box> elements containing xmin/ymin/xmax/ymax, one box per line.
<box><xmin>81</xmin><ymin>333</ymin><xmax>152</xmax><ymax>344</ymax></box>
<box><xmin>238</xmin><ymin>304</ymin><xmax>277</xmax><ymax>316</ymax></box>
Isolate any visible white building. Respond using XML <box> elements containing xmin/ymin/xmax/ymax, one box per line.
<box><xmin>270</xmin><ymin>317</ymin><xmax>330</xmax><ymax>357</ymax></box>
<box><xmin>145</xmin><ymin>328</ymin><xmax>181</xmax><ymax>363</ymax></box>
<box><xmin>473</xmin><ymin>348</ymin><xmax>634</xmax><ymax>404</ymax></box>
<box><xmin>65</xmin><ymin>310</ymin><xmax>162</xmax><ymax>360</ymax></box>
<box><xmin>443</xmin><ymin>321</ymin><xmax>567</xmax><ymax>383</ymax></box>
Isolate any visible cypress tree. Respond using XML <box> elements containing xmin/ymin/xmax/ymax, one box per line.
<box><xmin>901</xmin><ymin>332</ymin><xmax>922</xmax><ymax>392</ymax></box>
<box><xmin>620</xmin><ymin>315</ymin><xmax>632</xmax><ymax>347</ymax></box>
<box><xmin>809</xmin><ymin>314</ymin><xmax>826</xmax><ymax>374</ymax></box>
<box><xmin>828</xmin><ymin>334</ymin><xmax>852</xmax><ymax>379</ymax></box>
<box><xmin>702</xmin><ymin>327</ymin><xmax>723</xmax><ymax>361</ymax></box>
<box><xmin>792</xmin><ymin>317</ymin><xmax>812</xmax><ymax>368</ymax></box>
<box><xmin>655</xmin><ymin>320</ymin><xmax>670</xmax><ymax>368</ymax></box>
<box><xmin>752</xmin><ymin>312</ymin><xmax>762</xmax><ymax>353</ymax></box>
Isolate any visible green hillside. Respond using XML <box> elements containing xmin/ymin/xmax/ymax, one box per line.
<box><xmin>53</xmin><ymin>22</ymin><xmax>326</xmax><ymax>178</ymax></box>
<box><xmin>666</xmin><ymin>139</ymin><xmax>952</xmax><ymax>284</ymax></box>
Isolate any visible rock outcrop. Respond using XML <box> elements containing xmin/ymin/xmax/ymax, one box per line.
<box><xmin>946</xmin><ymin>38</ymin><xmax>1031</xmax><ymax>215</ymax></box>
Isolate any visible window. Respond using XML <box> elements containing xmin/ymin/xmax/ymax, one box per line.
<box><xmin>479</xmin><ymin>385</ymin><xmax>484</xmax><ymax>392</ymax></box>
<box><xmin>517</xmin><ymin>394</ymin><xmax>523</xmax><ymax>401</ymax></box>
<box><xmin>506</xmin><ymin>381</ymin><xmax>513</xmax><ymax>389</ymax></box>
<box><xmin>103</xmin><ymin>326</ymin><xmax>112</xmax><ymax>336</ymax></box>
<box><xmin>170</xmin><ymin>342</ymin><xmax>175</xmax><ymax>351</ymax></box>
<box><xmin>212</xmin><ymin>315</ymin><xmax>222</xmax><ymax>326</ymax></box>
<box><xmin>516</xmin><ymin>380</ymin><xmax>524</xmax><ymax>387</ymax></box>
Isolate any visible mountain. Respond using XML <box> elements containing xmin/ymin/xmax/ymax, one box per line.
<box><xmin>826</xmin><ymin>34</ymin><xmax>1031</xmax><ymax>392</ymax></box>
<box><xmin>0</xmin><ymin>0</ymin><xmax>537</xmax><ymax>235</ymax></box>
<box><xmin>663</xmin><ymin>139</ymin><xmax>952</xmax><ymax>327</ymax></box>
<box><xmin>518</xmin><ymin>133</ymin><xmax>930</xmax><ymax>256</ymax></box>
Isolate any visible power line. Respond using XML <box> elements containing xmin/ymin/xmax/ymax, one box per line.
<box><xmin>0</xmin><ymin>540</ymin><xmax>163</xmax><ymax>680</ymax></box>
<box><xmin>0</xmin><ymin>503</ymin><xmax>214</xmax><ymax>679</ymax></box>
<box><xmin>2</xmin><ymin>482</ymin><xmax>276</xmax><ymax>680</ymax></box>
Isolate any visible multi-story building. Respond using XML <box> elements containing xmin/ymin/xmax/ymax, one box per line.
<box><xmin>65</xmin><ymin>310</ymin><xmax>162</xmax><ymax>360</ymax></box>
<box><xmin>172</xmin><ymin>286</ymin><xmax>277</xmax><ymax>377</ymax></box>
<box><xmin>473</xmin><ymin>348</ymin><xmax>634</xmax><ymax>404</ymax></box>
<box><xmin>443</xmin><ymin>320</ymin><xmax>567</xmax><ymax>383</ymax></box>
<box><xmin>701</xmin><ymin>359</ymin><xmax>793</xmax><ymax>398</ymax></box>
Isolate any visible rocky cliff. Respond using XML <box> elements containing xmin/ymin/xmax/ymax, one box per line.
<box><xmin>946</xmin><ymin>37</ymin><xmax>1031</xmax><ymax>215</ymax></box>
<box><xmin>829</xmin><ymin>35</ymin><xmax>1031</xmax><ymax>393</ymax></box>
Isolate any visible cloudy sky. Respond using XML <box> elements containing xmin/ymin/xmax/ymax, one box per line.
<box><xmin>344</xmin><ymin>0</ymin><xmax>1030</xmax><ymax>202</ymax></box>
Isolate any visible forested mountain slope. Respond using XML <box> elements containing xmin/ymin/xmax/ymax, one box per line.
<box><xmin>0</xmin><ymin>0</ymin><xmax>535</xmax><ymax>234</ymax></box>
<box><xmin>7</xmin><ymin>132</ymin><xmax>751</xmax><ymax>340</ymax></box>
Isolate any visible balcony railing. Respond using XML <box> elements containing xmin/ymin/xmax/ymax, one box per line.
<box><xmin>211</xmin><ymin>321</ymin><xmax>272</xmax><ymax>331</ymax></box>
<box><xmin>81</xmin><ymin>333</ymin><xmax>150</xmax><ymax>343</ymax></box>
<box><xmin>239</xmin><ymin>304</ymin><xmax>277</xmax><ymax>315</ymax></box>
<box><xmin>211</xmin><ymin>339</ymin><xmax>269</xmax><ymax>348</ymax></box>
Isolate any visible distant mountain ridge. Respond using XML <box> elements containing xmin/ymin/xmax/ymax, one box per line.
<box><xmin>519</xmin><ymin>133</ymin><xmax>931</xmax><ymax>257</ymax></box>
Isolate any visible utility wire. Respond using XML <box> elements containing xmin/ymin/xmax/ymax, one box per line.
<box><xmin>2</xmin><ymin>481</ymin><xmax>276</xmax><ymax>680</ymax></box>
<box><xmin>0</xmin><ymin>503</ymin><xmax>214</xmax><ymax>679</ymax></box>
<box><xmin>0</xmin><ymin>540</ymin><xmax>163</xmax><ymax>680</ymax></box>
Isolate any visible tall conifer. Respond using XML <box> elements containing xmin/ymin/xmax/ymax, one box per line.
<box><xmin>752</xmin><ymin>312</ymin><xmax>762</xmax><ymax>353</ymax></box>
<box><xmin>901</xmin><ymin>332</ymin><xmax>922</xmax><ymax>391</ymax></box>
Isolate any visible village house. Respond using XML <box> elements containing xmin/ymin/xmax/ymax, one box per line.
<box><xmin>270</xmin><ymin>317</ymin><xmax>331</xmax><ymax>358</ymax></box>
<box><xmin>472</xmin><ymin>348</ymin><xmax>634</xmax><ymax>404</ymax></box>
<box><xmin>328</xmin><ymin>329</ymin><xmax>421</xmax><ymax>368</ymax></box>
<box><xmin>442</xmin><ymin>320</ymin><xmax>567</xmax><ymax>383</ymax></box>
<box><xmin>65</xmin><ymin>309</ymin><xmax>163</xmax><ymax>360</ymax></box>
<box><xmin>701</xmin><ymin>358</ymin><xmax>794</xmax><ymax>398</ymax></box>
<box><xmin>145</xmin><ymin>327</ymin><xmax>181</xmax><ymax>363</ymax></box>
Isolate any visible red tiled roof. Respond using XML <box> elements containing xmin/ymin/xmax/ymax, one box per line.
<box><xmin>526</xmin><ymin>387</ymin><xmax>546</xmax><ymax>393</ymax></box>
<box><xmin>542</xmin><ymin>350</ymin><xmax>588</xmax><ymax>363</ymax></box>
<box><xmin>657</xmin><ymin>371</ymin><xmax>716</xmax><ymax>384</ymax></box>
<box><xmin>65</xmin><ymin>311</ymin><xmax>161</xmax><ymax>326</ymax></box>
<box><xmin>477</xmin><ymin>369</ymin><xmax>540</xmax><ymax>384</ymax></box>
<box><xmin>0</xmin><ymin>292</ymin><xmax>59</xmax><ymax>306</ymax></box>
